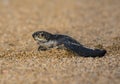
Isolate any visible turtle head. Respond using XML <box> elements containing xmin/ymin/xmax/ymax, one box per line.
<box><xmin>32</xmin><ymin>31</ymin><xmax>53</xmax><ymax>43</ymax></box>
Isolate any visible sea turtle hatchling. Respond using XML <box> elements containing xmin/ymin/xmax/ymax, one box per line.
<box><xmin>32</xmin><ymin>31</ymin><xmax>106</xmax><ymax>57</ymax></box>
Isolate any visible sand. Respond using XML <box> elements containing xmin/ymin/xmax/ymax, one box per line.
<box><xmin>0</xmin><ymin>0</ymin><xmax>120</xmax><ymax>84</ymax></box>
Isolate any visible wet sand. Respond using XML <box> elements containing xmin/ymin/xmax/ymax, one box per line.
<box><xmin>0</xmin><ymin>0</ymin><xmax>120</xmax><ymax>84</ymax></box>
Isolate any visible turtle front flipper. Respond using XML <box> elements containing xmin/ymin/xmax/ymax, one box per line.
<box><xmin>38</xmin><ymin>46</ymin><xmax>48</xmax><ymax>51</ymax></box>
<box><xmin>63</xmin><ymin>42</ymin><xmax>106</xmax><ymax>57</ymax></box>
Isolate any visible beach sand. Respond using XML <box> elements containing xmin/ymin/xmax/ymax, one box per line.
<box><xmin>0</xmin><ymin>0</ymin><xmax>120</xmax><ymax>84</ymax></box>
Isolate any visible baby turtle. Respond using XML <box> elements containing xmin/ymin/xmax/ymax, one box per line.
<box><xmin>32</xmin><ymin>31</ymin><xmax>106</xmax><ymax>57</ymax></box>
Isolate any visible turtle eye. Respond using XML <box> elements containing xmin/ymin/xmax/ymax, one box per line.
<box><xmin>41</xmin><ymin>33</ymin><xmax>44</xmax><ymax>37</ymax></box>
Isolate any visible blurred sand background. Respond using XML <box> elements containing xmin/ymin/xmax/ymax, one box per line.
<box><xmin>0</xmin><ymin>0</ymin><xmax>120</xmax><ymax>84</ymax></box>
